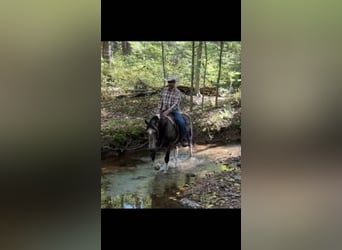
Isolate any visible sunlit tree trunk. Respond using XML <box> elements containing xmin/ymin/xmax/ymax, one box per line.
<box><xmin>161</xmin><ymin>41</ymin><xmax>166</xmax><ymax>87</ymax></box>
<box><xmin>201</xmin><ymin>42</ymin><xmax>208</xmax><ymax>111</ymax></box>
<box><xmin>121</xmin><ymin>41</ymin><xmax>131</xmax><ymax>55</ymax></box>
<box><xmin>102</xmin><ymin>41</ymin><xmax>111</xmax><ymax>63</ymax></box>
<box><xmin>190</xmin><ymin>41</ymin><xmax>195</xmax><ymax>112</ymax></box>
<box><xmin>215</xmin><ymin>41</ymin><xmax>223</xmax><ymax>108</ymax></box>
<box><xmin>195</xmin><ymin>41</ymin><xmax>203</xmax><ymax>96</ymax></box>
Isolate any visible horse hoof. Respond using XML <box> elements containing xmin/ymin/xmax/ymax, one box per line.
<box><xmin>157</xmin><ymin>167</ymin><xmax>164</xmax><ymax>171</ymax></box>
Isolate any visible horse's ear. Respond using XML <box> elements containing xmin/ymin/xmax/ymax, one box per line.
<box><xmin>145</xmin><ymin>120</ymin><xmax>149</xmax><ymax>125</ymax></box>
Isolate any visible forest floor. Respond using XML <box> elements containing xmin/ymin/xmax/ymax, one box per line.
<box><xmin>173</xmin><ymin>144</ymin><xmax>241</xmax><ymax>208</ymax></box>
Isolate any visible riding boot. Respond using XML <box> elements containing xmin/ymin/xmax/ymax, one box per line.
<box><xmin>181</xmin><ymin>135</ymin><xmax>189</xmax><ymax>147</ymax></box>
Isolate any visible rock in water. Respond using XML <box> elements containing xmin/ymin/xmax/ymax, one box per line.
<box><xmin>179</xmin><ymin>198</ymin><xmax>202</xmax><ymax>208</ymax></box>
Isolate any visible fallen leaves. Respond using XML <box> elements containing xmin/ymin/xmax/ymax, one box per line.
<box><xmin>176</xmin><ymin>162</ymin><xmax>241</xmax><ymax>208</ymax></box>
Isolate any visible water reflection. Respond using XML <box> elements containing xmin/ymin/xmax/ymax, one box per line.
<box><xmin>101</xmin><ymin>171</ymin><xmax>183</xmax><ymax>208</ymax></box>
<box><xmin>101</xmin><ymin>148</ymin><xmax>228</xmax><ymax>208</ymax></box>
<box><xmin>102</xmin><ymin>192</ymin><xmax>151</xmax><ymax>208</ymax></box>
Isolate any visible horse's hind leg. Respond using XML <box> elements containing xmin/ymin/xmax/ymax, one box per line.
<box><xmin>188</xmin><ymin>128</ymin><xmax>193</xmax><ymax>158</ymax></box>
<box><xmin>150</xmin><ymin>149</ymin><xmax>160</xmax><ymax>170</ymax></box>
<box><xmin>184</xmin><ymin>114</ymin><xmax>193</xmax><ymax>158</ymax></box>
<box><xmin>174</xmin><ymin>146</ymin><xmax>179</xmax><ymax>168</ymax></box>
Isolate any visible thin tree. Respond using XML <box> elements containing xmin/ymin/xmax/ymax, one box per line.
<box><xmin>215</xmin><ymin>41</ymin><xmax>223</xmax><ymax>108</ymax></box>
<box><xmin>120</xmin><ymin>194</ymin><xmax>124</xmax><ymax>208</ymax></box>
<box><xmin>121</xmin><ymin>41</ymin><xmax>131</xmax><ymax>55</ymax></box>
<box><xmin>201</xmin><ymin>42</ymin><xmax>208</xmax><ymax>111</ymax></box>
<box><xmin>190</xmin><ymin>41</ymin><xmax>195</xmax><ymax>112</ymax></box>
<box><xmin>161</xmin><ymin>41</ymin><xmax>166</xmax><ymax>87</ymax></box>
<box><xmin>102</xmin><ymin>41</ymin><xmax>111</xmax><ymax>63</ymax></box>
<box><xmin>121</xmin><ymin>41</ymin><xmax>126</xmax><ymax>55</ymax></box>
<box><xmin>111</xmin><ymin>41</ymin><xmax>119</xmax><ymax>54</ymax></box>
<box><xmin>195</xmin><ymin>41</ymin><xmax>203</xmax><ymax>96</ymax></box>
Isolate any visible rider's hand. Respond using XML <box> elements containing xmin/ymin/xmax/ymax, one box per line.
<box><xmin>162</xmin><ymin>110</ymin><xmax>170</xmax><ymax>116</ymax></box>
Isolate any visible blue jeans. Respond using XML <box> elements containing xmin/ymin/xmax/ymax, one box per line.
<box><xmin>171</xmin><ymin>111</ymin><xmax>187</xmax><ymax>139</ymax></box>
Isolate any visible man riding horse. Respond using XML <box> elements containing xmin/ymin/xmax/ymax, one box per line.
<box><xmin>145</xmin><ymin>75</ymin><xmax>192</xmax><ymax>173</ymax></box>
<box><xmin>157</xmin><ymin>75</ymin><xmax>189</xmax><ymax>147</ymax></box>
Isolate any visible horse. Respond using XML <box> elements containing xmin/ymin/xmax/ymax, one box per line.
<box><xmin>145</xmin><ymin>113</ymin><xmax>193</xmax><ymax>173</ymax></box>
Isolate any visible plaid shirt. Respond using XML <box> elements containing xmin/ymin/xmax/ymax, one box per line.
<box><xmin>157</xmin><ymin>87</ymin><xmax>183</xmax><ymax>113</ymax></box>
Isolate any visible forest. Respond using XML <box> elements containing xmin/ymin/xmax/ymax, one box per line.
<box><xmin>101</xmin><ymin>41</ymin><xmax>241</xmax><ymax>209</ymax></box>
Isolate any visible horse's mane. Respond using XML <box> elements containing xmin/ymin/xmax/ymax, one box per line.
<box><xmin>147</xmin><ymin>115</ymin><xmax>159</xmax><ymax>129</ymax></box>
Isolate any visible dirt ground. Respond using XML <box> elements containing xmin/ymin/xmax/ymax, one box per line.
<box><xmin>175</xmin><ymin>144</ymin><xmax>241</xmax><ymax>209</ymax></box>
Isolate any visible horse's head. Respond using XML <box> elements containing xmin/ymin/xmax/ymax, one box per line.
<box><xmin>145</xmin><ymin>115</ymin><xmax>160</xmax><ymax>150</ymax></box>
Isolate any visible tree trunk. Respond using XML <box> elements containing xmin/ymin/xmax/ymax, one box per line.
<box><xmin>201</xmin><ymin>42</ymin><xmax>208</xmax><ymax>111</ymax></box>
<box><xmin>121</xmin><ymin>41</ymin><xmax>131</xmax><ymax>55</ymax></box>
<box><xmin>195</xmin><ymin>41</ymin><xmax>203</xmax><ymax>96</ymax></box>
<box><xmin>161</xmin><ymin>41</ymin><xmax>166</xmax><ymax>87</ymax></box>
<box><xmin>215</xmin><ymin>41</ymin><xmax>224</xmax><ymax>108</ymax></box>
<box><xmin>102</xmin><ymin>41</ymin><xmax>111</xmax><ymax>63</ymax></box>
<box><xmin>127</xmin><ymin>42</ymin><xmax>131</xmax><ymax>54</ymax></box>
<box><xmin>121</xmin><ymin>41</ymin><xmax>125</xmax><ymax>55</ymax></box>
<box><xmin>190</xmin><ymin>41</ymin><xmax>195</xmax><ymax>112</ymax></box>
<box><xmin>120</xmin><ymin>194</ymin><xmax>124</xmax><ymax>208</ymax></box>
<box><xmin>111</xmin><ymin>41</ymin><xmax>119</xmax><ymax>53</ymax></box>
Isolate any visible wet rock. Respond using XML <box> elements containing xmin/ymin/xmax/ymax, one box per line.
<box><xmin>131</xmin><ymin>176</ymin><xmax>147</xmax><ymax>180</ymax></box>
<box><xmin>185</xmin><ymin>173</ymin><xmax>197</xmax><ymax>183</ymax></box>
<box><xmin>226</xmin><ymin>192</ymin><xmax>240</xmax><ymax>197</ymax></box>
<box><xmin>233</xmin><ymin>175</ymin><xmax>241</xmax><ymax>181</ymax></box>
<box><xmin>225</xmin><ymin>156</ymin><xmax>241</xmax><ymax>164</ymax></box>
<box><xmin>179</xmin><ymin>198</ymin><xmax>202</xmax><ymax>209</ymax></box>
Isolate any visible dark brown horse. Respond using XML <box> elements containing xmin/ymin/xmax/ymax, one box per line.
<box><xmin>145</xmin><ymin>113</ymin><xmax>193</xmax><ymax>173</ymax></box>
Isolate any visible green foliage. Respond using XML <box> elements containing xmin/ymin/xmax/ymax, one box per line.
<box><xmin>101</xmin><ymin>60</ymin><xmax>112</xmax><ymax>86</ymax></box>
<box><xmin>101</xmin><ymin>192</ymin><xmax>152</xmax><ymax>208</ymax></box>
<box><xmin>232</xmin><ymin>89</ymin><xmax>241</xmax><ymax>101</ymax></box>
<box><xmin>103</xmin><ymin>41</ymin><xmax>241</xmax><ymax>89</ymax></box>
<box><xmin>204</xmin><ymin>108</ymin><xmax>233</xmax><ymax>132</ymax></box>
<box><xmin>101</xmin><ymin>41</ymin><xmax>241</xmax><ymax>149</ymax></box>
<box><xmin>102</xmin><ymin>118</ymin><xmax>145</xmax><ymax>141</ymax></box>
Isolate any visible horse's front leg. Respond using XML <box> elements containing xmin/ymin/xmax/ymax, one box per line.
<box><xmin>189</xmin><ymin>142</ymin><xmax>193</xmax><ymax>158</ymax></box>
<box><xmin>150</xmin><ymin>149</ymin><xmax>160</xmax><ymax>170</ymax></box>
<box><xmin>160</xmin><ymin>148</ymin><xmax>170</xmax><ymax>173</ymax></box>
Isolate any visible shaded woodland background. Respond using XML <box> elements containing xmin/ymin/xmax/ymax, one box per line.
<box><xmin>100</xmin><ymin>41</ymin><xmax>241</xmax><ymax>159</ymax></box>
